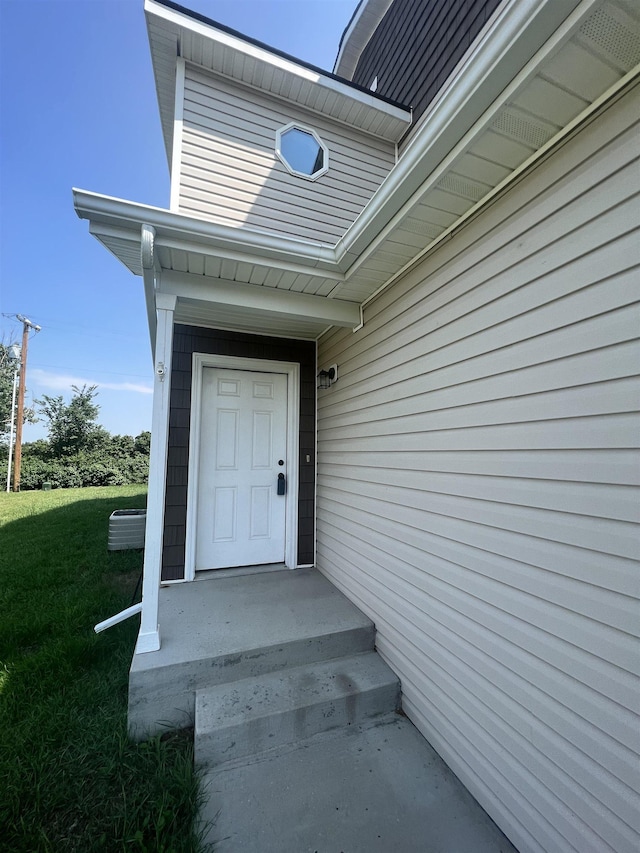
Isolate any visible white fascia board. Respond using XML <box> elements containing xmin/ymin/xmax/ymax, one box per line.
<box><xmin>144</xmin><ymin>0</ymin><xmax>410</xmax><ymax>127</ymax></box>
<box><xmin>73</xmin><ymin>188</ymin><xmax>339</xmax><ymax>273</ymax></box>
<box><xmin>160</xmin><ymin>270</ymin><xmax>360</xmax><ymax>328</ymax></box>
<box><xmin>333</xmin><ymin>0</ymin><xmax>395</xmax><ymax>80</ymax></box>
<box><xmin>334</xmin><ymin>0</ymin><xmax>586</xmax><ymax>266</ymax></box>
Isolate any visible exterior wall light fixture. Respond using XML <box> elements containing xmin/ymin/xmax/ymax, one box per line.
<box><xmin>317</xmin><ymin>364</ymin><xmax>338</xmax><ymax>390</ymax></box>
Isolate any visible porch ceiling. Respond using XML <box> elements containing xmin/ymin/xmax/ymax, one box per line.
<box><xmin>77</xmin><ymin>192</ymin><xmax>355</xmax><ymax>339</ymax></box>
<box><xmin>162</xmin><ymin>270</ymin><xmax>361</xmax><ymax>340</ymax></box>
<box><xmin>172</xmin><ymin>300</ymin><xmax>334</xmax><ymax>341</ymax></box>
<box><xmin>74</xmin><ymin>0</ymin><xmax>640</xmax><ymax>341</ymax></box>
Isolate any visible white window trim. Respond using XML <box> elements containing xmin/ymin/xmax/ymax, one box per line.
<box><xmin>184</xmin><ymin>353</ymin><xmax>300</xmax><ymax>581</ymax></box>
<box><xmin>275</xmin><ymin>121</ymin><xmax>329</xmax><ymax>182</ymax></box>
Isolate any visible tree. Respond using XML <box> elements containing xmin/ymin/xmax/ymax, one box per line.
<box><xmin>16</xmin><ymin>385</ymin><xmax>151</xmax><ymax>490</ymax></box>
<box><xmin>134</xmin><ymin>430</ymin><xmax>151</xmax><ymax>454</ymax></box>
<box><xmin>0</xmin><ymin>340</ymin><xmax>36</xmax><ymax>447</ymax></box>
<box><xmin>36</xmin><ymin>384</ymin><xmax>105</xmax><ymax>457</ymax></box>
<box><xmin>0</xmin><ymin>343</ymin><xmax>16</xmax><ymax>441</ymax></box>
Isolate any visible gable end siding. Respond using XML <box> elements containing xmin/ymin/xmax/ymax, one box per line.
<box><xmin>316</xmin><ymin>85</ymin><xmax>640</xmax><ymax>853</ymax></box>
<box><xmin>177</xmin><ymin>64</ymin><xmax>396</xmax><ymax>242</ymax></box>
<box><xmin>162</xmin><ymin>326</ymin><xmax>316</xmax><ymax>581</ymax></box>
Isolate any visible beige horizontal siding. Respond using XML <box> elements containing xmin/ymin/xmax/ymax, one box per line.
<box><xmin>176</xmin><ymin>64</ymin><xmax>396</xmax><ymax>242</ymax></box>
<box><xmin>316</xmin><ymin>84</ymin><xmax>640</xmax><ymax>853</ymax></box>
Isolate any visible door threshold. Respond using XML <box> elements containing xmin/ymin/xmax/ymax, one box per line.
<box><xmin>195</xmin><ymin>563</ymin><xmax>289</xmax><ymax>581</ymax></box>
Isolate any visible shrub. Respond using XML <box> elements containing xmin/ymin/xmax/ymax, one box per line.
<box><xmin>8</xmin><ymin>385</ymin><xmax>151</xmax><ymax>490</ymax></box>
<box><xmin>19</xmin><ymin>459</ymin><xmax>82</xmax><ymax>490</ymax></box>
<box><xmin>18</xmin><ymin>439</ymin><xmax>149</xmax><ymax>490</ymax></box>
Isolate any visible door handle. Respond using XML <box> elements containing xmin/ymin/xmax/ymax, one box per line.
<box><xmin>277</xmin><ymin>473</ymin><xmax>286</xmax><ymax>495</ymax></box>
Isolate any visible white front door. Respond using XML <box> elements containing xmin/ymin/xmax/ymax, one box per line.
<box><xmin>195</xmin><ymin>367</ymin><xmax>288</xmax><ymax>570</ymax></box>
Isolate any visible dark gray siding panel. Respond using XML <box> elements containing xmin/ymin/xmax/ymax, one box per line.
<box><xmin>162</xmin><ymin>325</ymin><xmax>316</xmax><ymax>581</ymax></box>
<box><xmin>352</xmin><ymin>0</ymin><xmax>502</xmax><ymax>127</ymax></box>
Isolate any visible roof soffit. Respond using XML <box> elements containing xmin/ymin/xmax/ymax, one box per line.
<box><xmin>334</xmin><ymin>0</ymin><xmax>640</xmax><ymax>270</ymax></box>
<box><xmin>332</xmin><ymin>0</ymin><xmax>640</xmax><ymax>302</ymax></box>
<box><xmin>144</xmin><ymin>0</ymin><xmax>411</xmax><ymax>165</ymax></box>
<box><xmin>77</xmin><ymin>0</ymin><xmax>640</xmax><ymax>334</ymax></box>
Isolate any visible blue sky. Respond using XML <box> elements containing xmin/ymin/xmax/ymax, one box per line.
<box><xmin>0</xmin><ymin>0</ymin><xmax>357</xmax><ymax>441</ymax></box>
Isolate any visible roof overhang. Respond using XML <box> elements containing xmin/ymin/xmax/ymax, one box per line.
<box><xmin>75</xmin><ymin>0</ymin><xmax>640</xmax><ymax>343</ymax></box>
<box><xmin>73</xmin><ymin>189</ymin><xmax>360</xmax><ymax>341</ymax></box>
<box><xmin>145</xmin><ymin>0</ymin><xmax>411</xmax><ymax>168</ymax></box>
<box><xmin>334</xmin><ymin>0</ymin><xmax>395</xmax><ymax>80</ymax></box>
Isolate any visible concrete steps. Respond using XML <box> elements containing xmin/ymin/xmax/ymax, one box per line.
<box><xmin>127</xmin><ymin>572</ymin><xmax>519</xmax><ymax>853</ymax></box>
<box><xmin>128</xmin><ymin>622</ymin><xmax>377</xmax><ymax>738</ymax></box>
<box><xmin>128</xmin><ymin>569</ymin><xmax>400</xmax><ymax>761</ymax></box>
<box><xmin>128</xmin><ymin>569</ymin><xmax>379</xmax><ymax>740</ymax></box>
<box><xmin>194</xmin><ymin>651</ymin><xmax>400</xmax><ymax>767</ymax></box>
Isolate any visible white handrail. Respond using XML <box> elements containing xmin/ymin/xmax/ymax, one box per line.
<box><xmin>94</xmin><ymin>602</ymin><xmax>142</xmax><ymax>634</ymax></box>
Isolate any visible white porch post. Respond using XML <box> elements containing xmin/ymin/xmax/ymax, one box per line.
<box><xmin>137</xmin><ymin>291</ymin><xmax>177</xmax><ymax>654</ymax></box>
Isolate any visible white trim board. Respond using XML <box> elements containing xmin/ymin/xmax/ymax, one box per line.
<box><xmin>169</xmin><ymin>58</ymin><xmax>185</xmax><ymax>212</ymax></box>
<box><xmin>333</xmin><ymin>0</ymin><xmax>395</xmax><ymax>79</ymax></box>
<box><xmin>137</xmin><ymin>292</ymin><xmax>177</xmax><ymax>653</ymax></box>
<box><xmin>185</xmin><ymin>353</ymin><xmax>301</xmax><ymax>580</ymax></box>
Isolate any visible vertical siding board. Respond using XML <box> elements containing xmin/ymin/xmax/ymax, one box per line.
<box><xmin>351</xmin><ymin>0</ymin><xmax>503</xmax><ymax>125</ymax></box>
<box><xmin>316</xmin><ymin>88</ymin><xmax>640</xmax><ymax>853</ymax></box>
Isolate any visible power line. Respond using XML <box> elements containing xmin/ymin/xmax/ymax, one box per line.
<box><xmin>2</xmin><ymin>313</ymin><xmax>41</xmax><ymax>338</ymax></box>
<box><xmin>29</xmin><ymin>362</ymin><xmax>152</xmax><ymax>380</ymax></box>
<box><xmin>2</xmin><ymin>313</ymin><xmax>140</xmax><ymax>342</ymax></box>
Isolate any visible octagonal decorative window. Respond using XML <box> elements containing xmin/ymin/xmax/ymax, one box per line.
<box><xmin>275</xmin><ymin>123</ymin><xmax>329</xmax><ymax>181</ymax></box>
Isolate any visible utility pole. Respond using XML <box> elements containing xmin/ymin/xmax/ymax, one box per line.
<box><xmin>5</xmin><ymin>344</ymin><xmax>20</xmax><ymax>492</ymax></box>
<box><xmin>12</xmin><ymin>315</ymin><xmax>41</xmax><ymax>492</ymax></box>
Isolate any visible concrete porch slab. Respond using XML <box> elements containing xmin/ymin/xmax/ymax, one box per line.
<box><xmin>200</xmin><ymin>713</ymin><xmax>518</xmax><ymax>853</ymax></box>
<box><xmin>128</xmin><ymin>568</ymin><xmax>375</xmax><ymax>737</ymax></box>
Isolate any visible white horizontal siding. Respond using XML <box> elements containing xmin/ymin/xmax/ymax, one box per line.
<box><xmin>176</xmin><ymin>64</ymin><xmax>395</xmax><ymax>244</ymax></box>
<box><xmin>316</xmin><ymin>85</ymin><xmax>640</xmax><ymax>853</ymax></box>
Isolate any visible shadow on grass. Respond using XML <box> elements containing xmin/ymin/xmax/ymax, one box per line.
<box><xmin>0</xmin><ymin>487</ymin><xmax>212</xmax><ymax>853</ymax></box>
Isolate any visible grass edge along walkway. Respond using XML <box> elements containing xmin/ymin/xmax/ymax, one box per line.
<box><xmin>0</xmin><ymin>486</ymin><xmax>211</xmax><ymax>853</ymax></box>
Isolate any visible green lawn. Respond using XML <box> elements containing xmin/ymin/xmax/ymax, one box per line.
<box><xmin>0</xmin><ymin>486</ymin><xmax>210</xmax><ymax>853</ymax></box>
